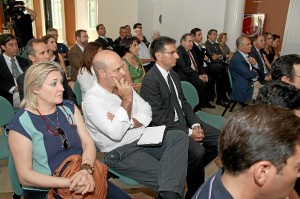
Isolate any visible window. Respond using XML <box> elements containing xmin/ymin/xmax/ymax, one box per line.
<box><xmin>87</xmin><ymin>0</ymin><xmax>98</xmax><ymax>29</ymax></box>
<box><xmin>51</xmin><ymin>0</ymin><xmax>62</xmax><ymax>29</ymax></box>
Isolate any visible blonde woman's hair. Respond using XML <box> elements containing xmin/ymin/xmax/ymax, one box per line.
<box><xmin>217</xmin><ymin>32</ymin><xmax>227</xmax><ymax>43</ymax></box>
<box><xmin>21</xmin><ymin>61</ymin><xmax>62</xmax><ymax>109</ymax></box>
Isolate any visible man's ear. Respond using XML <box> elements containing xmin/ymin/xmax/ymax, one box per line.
<box><xmin>253</xmin><ymin>161</ymin><xmax>273</xmax><ymax>186</ymax></box>
<box><xmin>1</xmin><ymin>45</ymin><xmax>5</xmax><ymax>52</ymax></box>
<box><xmin>98</xmin><ymin>69</ymin><xmax>106</xmax><ymax>79</ymax></box>
<box><xmin>281</xmin><ymin>76</ymin><xmax>291</xmax><ymax>84</ymax></box>
<box><xmin>155</xmin><ymin>52</ymin><xmax>161</xmax><ymax>61</ymax></box>
<box><xmin>28</xmin><ymin>55</ymin><xmax>35</xmax><ymax>63</ymax></box>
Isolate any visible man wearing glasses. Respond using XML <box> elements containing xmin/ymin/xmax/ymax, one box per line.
<box><xmin>271</xmin><ymin>54</ymin><xmax>300</xmax><ymax>89</ymax></box>
<box><xmin>140</xmin><ymin>36</ymin><xmax>220</xmax><ymax>199</ymax></box>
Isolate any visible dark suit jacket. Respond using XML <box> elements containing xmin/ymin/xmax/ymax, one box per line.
<box><xmin>95</xmin><ymin>37</ymin><xmax>115</xmax><ymax>50</ymax></box>
<box><xmin>0</xmin><ymin>54</ymin><xmax>29</xmax><ymax>104</ymax></box>
<box><xmin>249</xmin><ymin>46</ymin><xmax>268</xmax><ymax>85</ymax></box>
<box><xmin>192</xmin><ymin>43</ymin><xmax>208</xmax><ymax>68</ymax></box>
<box><xmin>174</xmin><ymin>45</ymin><xmax>206</xmax><ymax>81</ymax></box>
<box><xmin>68</xmin><ymin>44</ymin><xmax>83</xmax><ymax>81</ymax></box>
<box><xmin>204</xmin><ymin>40</ymin><xmax>224</xmax><ymax>64</ymax></box>
<box><xmin>229</xmin><ymin>51</ymin><xmax>258</xmax><ymax>102</ymax></box>
<box><xmin>140</xmin><ymin>64</ymin><xmax>200</xmax><ymax>134</ymax></box>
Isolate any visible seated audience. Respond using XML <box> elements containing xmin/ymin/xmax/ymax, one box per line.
<box><xmin>47</xmin><ymin>28</ymin><xmax>69</xmax><ymax>60</ymax></box>
<box><xmin>41</xmin><ymin>34</ymin><xmax>67</xmax><ymax>75</ymax></box>
<box><xmin>192</xmin><ymin>105</ymin><xmax>300</xmax><ymax>199</ymax></box>
<box><xmin>114</xmin><ymin>26</ymin><xmax>128</xmax><ymax>56</ymax></box>
<box><xmin>205</xmin><ymin>29</ymin><xmax>230</xmax><ymax>107</ymax></box>
<box><xmin>174</xmin><ymin>33</ymin><xmax>215</xmax><ymax>109</ymax></box>
<box><xmin>133</xmin><ymin>23</ymin><xmax>150</xmax><ymax>47</ymax></box>
<box><xmin>272</xmin><ymin>34</ymin><xmax>281</xmax><ymax>59</ymax></box>
<box><xmin>229</xmin><ymin>36</ymin><xmax>258</xmax><ymax>103</ymax></box>
<box><xmin>256</xmin><ymin>81</ymin><xmax>300</xmax><ymax>199</ymax></box>
<box><xmin>190</xmin><ymin>28</ymin><xmax>215</xmax><ymax>102</ymax></box>
<box><xmin>133</xmin><ymin>28</ymin><xmax>155</xmax><ymax>72</ymax></box>
<box><xmin>8</xmin><ymin>61</ymin><xmax>130</xmax><ymax>199</ymax></box>
<box><xmin>261</xmin><ymin>32</ymin><xmax>276</xmax><ymax>68</ymax></box>
<box><xmin>68</xmin><ymin>29</ymin><xmax>88</xmax><ymax>82</ymax></box>
<box><xmin>120</xmin><ymin>36</ymin><xmax>145</xmax><ymax>94</ymax></box>
<box><xmin>141</xmin><ymin>36</ymin><xmax>219</xmax><ymax>198</ymax></box>
<box><xmin>95</xmin><ymin>24</ymin><xmax>115</xmax><ymax>50</ymax></box>
<box><xmin>0</xmin><ymin>33</ymin><xmax>29</xmax><ymax>107</ymax></box>
<box><xmin>17</xmin><ymin>39</ymin><xmax>77</xmax><ymax>104</ymax></box>
<box><xmin>249</xmin><ymin>34</ymin><xmax>272</xmax><ymax>84</ymax></box>
<box><xmin>271</xmin><ymin>54</ymin><xmax>300</xmax><ymax>89</ymax></box>
<box><xmin>256</xmin><ymin>80</ymin><xmax>300</xmax><ymax>117</ymax></box>
<box><xmin>83</xmin><ymin>50</ymin><xmax>189</xmax><ymax>199</ymax></box>
<box><xmin>124</xmin><ymin>25</ymin><xmax>132</xmax><ymax>37</ymax></box>
<box><xmin>215</xmin><ymin>32</ymin><xmax>233</xmax><ymax>63</ymax></box>
<box><xmin>77</xmin><ymin>42</ymin><xmax>102</xmax><ymax>99</ymax></box>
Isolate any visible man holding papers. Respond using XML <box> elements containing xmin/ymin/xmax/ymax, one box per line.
<box><xmin>82</xmin><ymin>50</ymin><xmax>189</xmax><ymax>199</ymax></box>
<box><xmin>141</xmin><ymin>36</ymin><xmax>220</xmax><ymax>199</ymax></box>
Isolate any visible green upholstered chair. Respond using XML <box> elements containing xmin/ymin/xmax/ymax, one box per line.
<box><xmin>0</xmin><ymin>96</ymin><xmax>23</xmax><ymax>196</ymax></box>
<box><xmin>73</xmin><ymin>80</ymin><xmax>82</xmax><ymax>106</ymax></box>
<box><xmin>180</xmin><ymin>81</ymin><xmax>225</xmax><ymax>130</ymax></box>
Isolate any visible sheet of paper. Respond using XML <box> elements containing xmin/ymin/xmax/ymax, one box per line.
<box><xmin>137</xmin><ymin>125</ymin><xmax>167</xmax><ymax>146</ymax></box>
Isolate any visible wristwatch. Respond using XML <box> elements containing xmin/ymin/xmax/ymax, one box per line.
<box><xmin>80</xmin><ymin>163</ymin><xmax>94</xmax><ymax>175</ymax></box>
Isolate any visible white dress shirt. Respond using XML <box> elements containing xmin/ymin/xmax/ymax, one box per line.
<box><xmin>156</xmin><ymin>64</ymin><xmax>200</xmax><ymax>136</ymax></box>
<box><xmin>82</xmin><ymin>83</ymin><xmax>152</xmax><ymax>152</ymax></box>
<box><xmin>77</xmin><ymin>67</ymin><xmax>97</xmax><ymax>100</ymax></box>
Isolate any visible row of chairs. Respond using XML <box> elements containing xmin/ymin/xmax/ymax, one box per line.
<box><xmin>0</xmin><ymin>80</ymin><xmax>225</xmax><ymax>196</ymax></box>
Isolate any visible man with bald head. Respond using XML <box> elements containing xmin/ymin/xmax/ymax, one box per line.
<box><xmin>83</xmin><ymin>50</ymin><xmax>189</xmax><ymax>199</ymax></box>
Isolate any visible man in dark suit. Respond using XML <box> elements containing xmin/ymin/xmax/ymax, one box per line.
<box><xmin>174</xmin><ymin>33</ymin><xmax>215</xmax><ymax>110</ymax></box>
<box><xmin>95</xmin><ymin>24</ymin><xmax>115</xmax><ymax>50</ymax></box>
<box><xmin>141</xmin><ymin>36</ymin><xmax>219</xmax><ymax>199</ymax></box>
<box><xmin>68</xmin><ymin>29</ymin><xmax>88</xmax><ymax>81</ymax></box>
<box><xmin>230</xmin><ymin>36</ymin><xmax>258</xmax><ymax>103</ymax></box>
<box><xmin>249</xmin><ymin>34</ymin><xmax>272</xmax><ymax>85</ymax></box>
<box><xmin>114</xmin><ymin>26</ymin><xmax>128</xmax><ymax>57</ymax></box>
<box><xmin>205</xmin><ymin>29</ymin><xmax>230</xmax><ymax>106</ymax></box>
<box><xmin>0</xmin><ymin>34</ymin><xmax>29</xmax><ymax>106</ymax></box>
<box><xmin>17</xmin><ymin>39</ymin><xmax>77</xmax><ymax>105</ymax></box>
<box><xmin>190</xmin><ymin>28</ymin><xmax>215</xmax><ymax>102</ymax></box>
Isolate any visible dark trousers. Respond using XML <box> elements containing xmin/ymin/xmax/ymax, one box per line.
<box><xmin>184</xmin><ymin>121</ymin><xmax>219</xmax><ymax>199</ymax></box>
<box><xmin>187</xmin><ymin>75</ymin><xmax>215</xmax><ymax>107</ymax></box>
<box><xmin>205</xmin><ymin>63</ymin><xmax>230</xmax><ymax>101</ymax></box>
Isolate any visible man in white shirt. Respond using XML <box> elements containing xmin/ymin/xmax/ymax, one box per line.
<box><xmin>83</xmin><ymin>50</ymin><xmax>189</xmax><ymax>199</ymax></box>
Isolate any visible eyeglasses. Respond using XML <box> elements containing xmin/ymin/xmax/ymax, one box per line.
<box><xmin>162</xmin><ymin>50</ymin><xmax>178</xmax><ymax>56</ymax></box>
<box><xmin>267</xmin><ymin>37</ymin><xmax>273</xmax><ymax>40</ymax></box>
<box><xmin>46</xmin><ymin>126</ymin><xmax>70</xmax><ymax>150</ymax></box>
<box><xmin>57</xmin><ymin>128</ymin><xmax>70</xmax><ymax>151</ymax></box>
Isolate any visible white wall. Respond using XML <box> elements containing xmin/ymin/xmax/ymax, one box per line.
<box><xmin>98</xmin><ymin>0</ymin><xmax>138</xmax><ymax>40</ymax></box>
<box><xmin>281</xmin><ymin>0</ymin><xmax>300</xmax><ymax>55</ymax></box>
<box><xmin>161</xmin><ymin>0</ymin><xmax>227</xmax><ymax>43</ymax></box>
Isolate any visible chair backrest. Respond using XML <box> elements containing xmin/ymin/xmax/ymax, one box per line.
<box><xmin>73</xmin><ymin>80</ymin><xmax>82</xmax><ymax>105</ymax></box>
<box><xmin>196</xmin><ymin>111</ymin><xmax>225</xmax><ymax>130</ymax></box>
<box><xmin>180</xmin><ymin>81</ymin><xmax>199</xmax><ymax>108</ymax></box>
<box><xmin>0</xmin><ymin>96</ymin><xmax>15</xmax><ymax>126</ymax></box>
<box><xmin>0</xmin><ymin>96</ymin><xmax>15</xmax><ymax>160</ymax></box>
